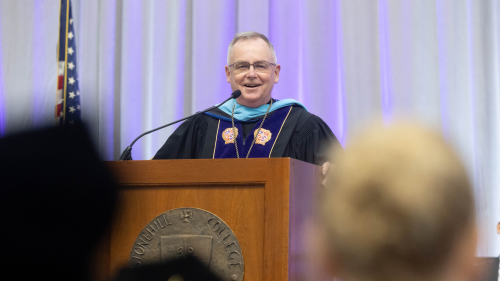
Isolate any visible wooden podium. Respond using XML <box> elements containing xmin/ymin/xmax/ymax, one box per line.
<box><xmin>95</xmin><ymin>158</ymin><xmax>321</xmax><ymax>281</ymax></box>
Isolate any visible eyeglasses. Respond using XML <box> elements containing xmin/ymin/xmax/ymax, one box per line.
<box><xmin>228</xmin><ymin>61</ymin><xmax>277</xmax><ymax>74</ymax></box>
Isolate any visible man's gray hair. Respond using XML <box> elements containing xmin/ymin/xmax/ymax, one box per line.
<box><xmin>227</xmin><ymin>31</ymin><xmax>277</xmax><ymax>64</ymax></box>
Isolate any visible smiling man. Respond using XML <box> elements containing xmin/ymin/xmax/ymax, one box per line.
<box><xmin>154</xmin><ymin>32</ymin><xmax>341</xmax><ymax>166</ymax></box>
<box><xmin>225</xmin><ymin>34</ymin><xmax>280</xmax><ymax>108</ymax></box>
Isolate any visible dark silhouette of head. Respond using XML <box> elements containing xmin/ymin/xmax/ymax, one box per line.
<box><xmin>0</xmin><ymin>124</ymin><xmax>117</xmax><ymax>281</ymax></box>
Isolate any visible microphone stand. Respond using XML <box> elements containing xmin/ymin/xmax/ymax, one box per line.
<box><xmin>119</xmin><ymin>90</ymin><xmax>241</xmax><ymax>161</ymax></box>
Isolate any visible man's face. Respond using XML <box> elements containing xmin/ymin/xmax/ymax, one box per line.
<box><xmin>225</xmin><ymin>38</ymin><xmax>280</xmax><ymax>108</ymax></box>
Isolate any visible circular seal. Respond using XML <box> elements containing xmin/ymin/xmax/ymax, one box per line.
<box><xmin>129</xmin><ymin>208</ymin><xmax>244</xmax><ymax>281</ymax></box>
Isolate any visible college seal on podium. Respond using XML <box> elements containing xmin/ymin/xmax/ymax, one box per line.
<box><xmin>129</xmin><ymin>208</ymin><xmax>244</xmax><ymax>281</ymax></box>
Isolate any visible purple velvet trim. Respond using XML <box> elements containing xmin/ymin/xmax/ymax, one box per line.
<box><xmin>214</xmin><ymin>106</ymin><xmax>291</xmax><ymax>159</ymax></box>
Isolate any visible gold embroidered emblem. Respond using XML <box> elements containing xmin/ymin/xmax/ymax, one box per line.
<box><xmin>222</xmin><ymin>128</ymin><xmax>238</xmax><ymax>144</ymax></box>
<box><xmin>254</xmin><ymin>128</ymin><xmax>272</xmax><ymax>145</ymax></box>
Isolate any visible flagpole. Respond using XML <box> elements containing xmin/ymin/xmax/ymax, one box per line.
<box><xmin>62</xmin><ymin>0</ymin><xmax>70</xmax><ymax>125</ymax></box>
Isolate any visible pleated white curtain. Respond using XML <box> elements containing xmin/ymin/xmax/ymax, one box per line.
<box><xmin>0</xmin><ymin>0</ymin><xmax>498</xmax><ymax>256</ymax></box>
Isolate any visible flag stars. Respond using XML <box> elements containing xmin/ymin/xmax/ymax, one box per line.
<box><xmin>57</xmin><ymin>15</ymin><xmax>81</xmax><ymax>125</ymax></box>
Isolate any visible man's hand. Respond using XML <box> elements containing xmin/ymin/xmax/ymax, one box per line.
<box><xmin>321</xmin><ymin>162</ymin><xmax>332</xmax><ymax>186</ymax></box>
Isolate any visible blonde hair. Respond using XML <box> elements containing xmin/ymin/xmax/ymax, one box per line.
<box><xmin>321</xmin><ymin>123</ymin><xmax>475</xmax><ymax>281</ymax></box>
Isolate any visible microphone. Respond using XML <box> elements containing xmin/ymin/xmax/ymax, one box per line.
<box><xmin>119</xmin><ymin>90</ymin><xmax>241</xmax><ymax>161</ymax></box>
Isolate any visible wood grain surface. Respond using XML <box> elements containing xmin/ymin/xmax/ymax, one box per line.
<box><xmin>93</xmin><ymin>158</ymin><xmax>321</xmax><ymax>281</ymax></box>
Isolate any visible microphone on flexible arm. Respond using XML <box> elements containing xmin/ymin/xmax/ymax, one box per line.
<box><xmin>119</xmin><ymin>90</ymin><xmax>241</xmax><ymax>161</ymax></box>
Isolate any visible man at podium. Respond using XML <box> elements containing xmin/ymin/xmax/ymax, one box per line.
<box><xmin>154</xmin><ymin>31</ymin><xmax>340</xmax><ymax>166</ymax></box>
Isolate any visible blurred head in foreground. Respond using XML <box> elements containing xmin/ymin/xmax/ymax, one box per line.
<box><xmin>0</xmin><ymin>124</ymin><xmax>117</xmax><ymax>281</ymax></box>
<box><xmin>316</xmin><ymin>123</ymin><xmax>477</xmax><ymax>281</ymax></box>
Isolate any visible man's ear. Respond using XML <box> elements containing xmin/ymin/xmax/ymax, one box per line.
<box><xmin>274</xmin><ymin>64</ymin><xmax>281</xmax><ymax>83</ymax></box>
<box><xmin>225</xmin><ymin>65</ymin><xmax>231</xmax><ymax>83</ymax></box>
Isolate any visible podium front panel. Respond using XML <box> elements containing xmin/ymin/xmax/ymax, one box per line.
<box><xmin>95</xmin><ymin>158</ymin><xmax>320</xmax><ymax>281</ymax></box>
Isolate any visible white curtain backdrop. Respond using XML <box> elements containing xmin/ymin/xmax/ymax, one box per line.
<box><xmin>0</xmin><ymin>0</ymin><xmax>498</xmax><ymax>256</ymax></box>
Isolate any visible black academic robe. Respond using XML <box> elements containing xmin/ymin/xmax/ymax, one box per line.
<box><xmin>153</xmin><ymin>106</ymin><xmax>341</xmax><ymax>166</ymax></box>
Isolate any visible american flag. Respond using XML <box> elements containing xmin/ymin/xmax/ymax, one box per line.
<box><xmin>55</xmin><ymin>0</ymin><xmax>81</xmax><ymax>126</ymax></box>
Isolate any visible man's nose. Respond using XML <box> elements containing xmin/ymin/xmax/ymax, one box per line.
<box><xmin>246</xmin><ymin>65</ymin><xmax>257</xmax><ymax>77</ymax></box>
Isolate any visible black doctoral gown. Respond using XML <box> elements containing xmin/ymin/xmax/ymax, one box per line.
<box><xmin>153</xmin><ymin>105</ymin><xmax>342</xmax><ymax>166</ymax></box>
